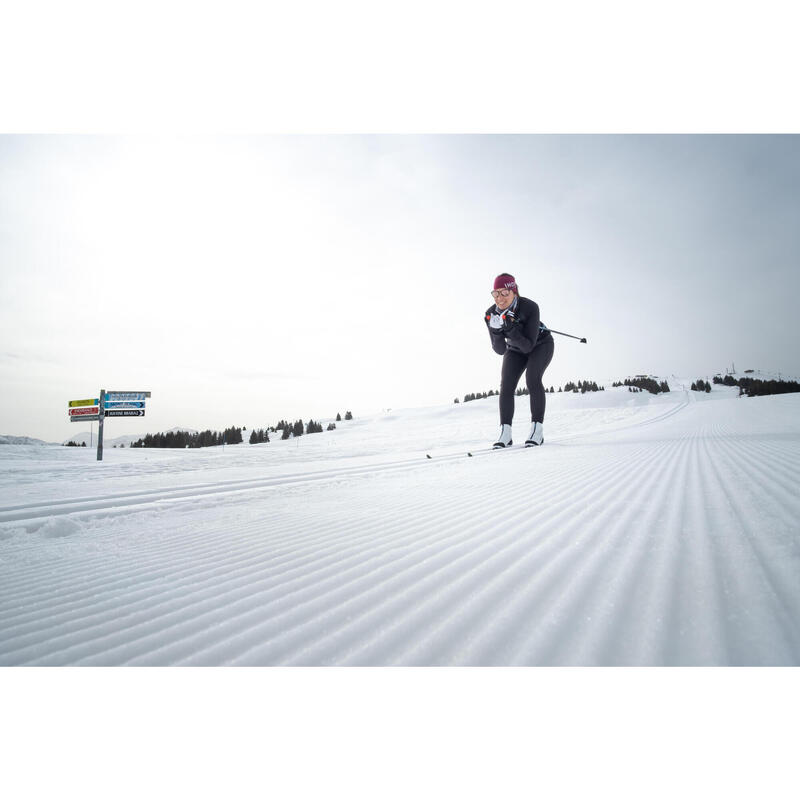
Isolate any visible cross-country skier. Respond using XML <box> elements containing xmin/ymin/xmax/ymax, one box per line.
<box><xmin>484</xmin><ymin>273</ymin><xmax>554</xmax><ymax>448</ymax></box>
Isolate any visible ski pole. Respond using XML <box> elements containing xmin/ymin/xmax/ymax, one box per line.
<box><xmin>545</xmin><ymin>327</ymin><xmax>587</xmax><ymax>343</ymax></box>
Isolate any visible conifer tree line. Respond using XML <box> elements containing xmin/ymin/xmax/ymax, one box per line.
<box><xmin>712</xmin><ymin>374</ymin><xmax>800</xmax><ymax>397</ymax></box>
<box><xmin>461</xmin><ymin>390</ymin><xmax>498</xmax><ymax>403</ymax></box>
<box><xmin>611</xmin><ymin>377</ymin><xmax>670</xmax><ymax>394</ymax></box>
<box><xmin>562</xmin><ymin>380</ymin><xmax>604</xmax><ymax>393</ymax></box>
<box><xmin>458</xmin><ymin>381</ymin><xmax>610</xmax><ymax>402</ymax></box>
<box><xmin>131</xmin><ymin>427</ymin><xmax>244</xmax><ymax>449</ymax></box>
<box><xmin>129</xmin><ymin>411</ymin><xmax>354</xmax><ymax>449</ymax></box>
<box><xmin>691</xmin><ymin>379</ymin><xmax>712</xmax><ymax>393</ymax></box>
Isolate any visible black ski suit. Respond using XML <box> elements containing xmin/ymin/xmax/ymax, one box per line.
<box><xmin>484</xmin><ymin>296</ymin><xmax>554</xmax><ymax>425</ymax></box>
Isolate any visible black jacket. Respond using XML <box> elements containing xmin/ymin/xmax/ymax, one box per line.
<box><xmin>484</xmin><ymin>296</ymin><xmax>552</xmax><ymax>356</ymax></box>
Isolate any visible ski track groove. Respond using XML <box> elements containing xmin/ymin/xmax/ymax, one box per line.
<box><xmin>546</xmin><ymin>428</ymin><xmax>695</xmax><ymax>665</ymax></box>
<box><xmin>474</xmin><ymin>433</ymin><xmax>684</xmax><ymax>666</ymax></box>
<box><xmin>4</xmin><ymin>456</ymin><xmax>574</xmax><ymax>666</ymax></box>
<box><xmin>256</xmin><ymin>440</ymin><xmax>665</xmax><ymax>665</ymax></box>
<box><xmin>0</xmin><ymin>495</ymin><xmax>417</xmax><ymax>624</ymax></box>
<box><xmin>628</xmin><ymin>427</ymin><xmax>696</xmax><ymax>665</ymax></box>
<box><xmin>0</xmin><ymin>497</ymin><xmax>384</xmax><ymax>616</ymax></box>
<box><xmin>702</xmin><ymin>430</ymin><xmax>800</xmax><ymax>661</ymax></box>
<box><xmin>460</xmin><ymin>435</ymin><xmax>683</xmax><ymax>666</ymax></box>
<box><xmin>125</xmin><ymin>474</ymin><xmax>558</xmax><ymax>666</ymax></box>
<box><xmin>695</xmin><ymin>430</ymin><xmax>778</xmax><ymax>664</ymax></box>
<box><xmin>362</xmin><ymin>440</ymin><xmax>676</xmax><ymax>664</ymax></box>
<box><xmin>168</xmin><ymin>450</ymin><xmax>629</xmax><ymax>666</ymax></box>
<box><xmin>0</xmin><ymin>454</ymin><xmax>456</xmax><ymax>526</ymax></box>
<box><xmin>1</xmin><ymin>475</ymin><xmax>499</xmax><ymax>664</ymax></box>
<box><xmin>0</xmin><ymin>453</ymin><xmax>485</xmax><ymax>605</ymax></box>
<box><xmin>672</xmin><ymin>428</ymin><xmax>730</xmax><ymax>664</ymax></box>
<box><xmin>702</xmin><ymin>461</ymin><xmax>799</xmax><ymax>662</ymax></box>
<box><xmin>0</xmin><ymin>511</ymin><xmax>379</xmax><ymax>656</ymax></box>
<box><xmin>158</xmin><ymin>444</ymin><xmax>645</xmax><ymax>665</ymax></box>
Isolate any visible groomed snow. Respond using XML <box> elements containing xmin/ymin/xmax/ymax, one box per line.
<box><xmin>1</xmin><ymin>378</ymin><xmax>799</xmax><ymax>665</ymax></box>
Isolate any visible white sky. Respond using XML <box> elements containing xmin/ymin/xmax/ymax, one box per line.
<box><xmin>2</xmin><ymin>134</ymin><xmax>799</xmax><ymax>441</ymax></box>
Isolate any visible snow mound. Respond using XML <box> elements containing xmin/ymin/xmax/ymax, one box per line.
<box><xmin>38</xmin><ymin>517</ymin><xmax>83</xmax><ymax>539</ymax></box>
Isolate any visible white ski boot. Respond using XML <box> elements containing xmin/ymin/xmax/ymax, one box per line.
<box><xmin>525</xmin><ymin>422</ymin><xmax>544</xmax><ymax>447</ymax></box>
<box><xmin>493</xmin><ymin>424</ymin><xmax>513</xmax><ymax>449</ymax></box>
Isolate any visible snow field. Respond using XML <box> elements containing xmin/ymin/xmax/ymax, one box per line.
<box><xmin>1</xmin><ymin>382</ymin><xmax>799</xmax><ymax>665</ymax></box>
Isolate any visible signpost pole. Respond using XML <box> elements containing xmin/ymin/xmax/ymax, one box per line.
<box><xmin>97</xmin><ymin>389</ymin><xmax>106</xmax><ymax>461</ymax></box>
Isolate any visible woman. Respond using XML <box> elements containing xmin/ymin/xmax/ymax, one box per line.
<box><xmin>484</xmin><ymin>273</ymin><xmax>554</xmax><ymax>448</ymax></box>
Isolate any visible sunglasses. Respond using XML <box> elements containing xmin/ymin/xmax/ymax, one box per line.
<box><xmin>491</xmin><ymin>289</ymin><xmax>512</xmax><ymax>298</ymax></box>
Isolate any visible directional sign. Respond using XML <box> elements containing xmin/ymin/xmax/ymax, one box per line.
<box><xmin>69</xmin><ymin>406</ymin><xmax>100</xmax><ymax>417</ymax></box>
<box><xmin>106</xmin><ymin>392</ymin><xmax>149</xmax><ymax>402</ymax></box>
<box><xmin>70</xmin><ymin>415</ymin><xmax>100</xmax><ymax>423</ymax></box>
<box><xmin>69</xmin><ymin>398</ymin><xmax>100</xmax><ymax>408</ymax></box>
<box><xmin>105</xmin><ymin>401</ymin><xmax>146</xmax><ymax>409</ymax></box>
<box><xmin>104</xmin><ymin>409</ymin><xmax>145</xmax><ymax>417</ymax></box>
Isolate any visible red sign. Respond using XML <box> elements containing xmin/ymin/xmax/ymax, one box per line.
<box><xmin>69</xmin><ymin>406</ymin><xmax>100</xmax><ymax>417</ymax></box>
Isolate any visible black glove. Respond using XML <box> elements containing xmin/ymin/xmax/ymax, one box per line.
<box><xmin>502</xmin><ymin>309</ymin><xmax>524</xmax><ymax>338</ymax></box>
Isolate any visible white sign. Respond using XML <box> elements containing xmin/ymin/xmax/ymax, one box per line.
<box><xmin>106</xmin><ymin>392</ymin><xmax>148</xmax><ymax>402</ymax></box>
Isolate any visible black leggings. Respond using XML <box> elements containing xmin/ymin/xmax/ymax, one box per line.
<box><xmin>499</xmin><ymin>338</ymin><xmax>554</xmax><ymax>425</ymax></box>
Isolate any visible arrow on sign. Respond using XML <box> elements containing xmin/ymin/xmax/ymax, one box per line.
<box><xmin>69</xmin><ymin>398</ymin><xmax>100</xmax><ymax>408</ymax></box>
<box><xmin>104</xmin><ymin>409</ymin><xmax>145</xmax><ymax>417</ymax></box>
<box><xmin>105</xmin><ymin>401</ymin><xmax>146</xmax><ymax>409</ymax></box>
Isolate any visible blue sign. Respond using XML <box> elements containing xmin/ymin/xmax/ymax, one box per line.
<box><xmin>105</xmin><ymin>401</ymin><xmax>145</xmax><ymax>409</ymax></box>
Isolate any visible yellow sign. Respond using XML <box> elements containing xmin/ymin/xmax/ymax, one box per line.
<box><xmin>68</xmin><ymin>398</ymin><xmax>99</xmax><ymax>408</ymax></box>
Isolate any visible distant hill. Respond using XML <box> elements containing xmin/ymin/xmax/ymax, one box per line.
<box><xmin>0</xmin><ymin>435</ymin><xmax>55</xmax><ymax>446</ymax></box>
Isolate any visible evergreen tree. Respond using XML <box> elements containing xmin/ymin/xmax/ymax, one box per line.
<box><xmin>336</xmin><ymin>413</ymin><xmax>342</xmax><ymax>421</ymax></box>
<box><xmin>345</xmin><ymin>411</ymin><xmax>353</xmax><ymax>420</ymax></box>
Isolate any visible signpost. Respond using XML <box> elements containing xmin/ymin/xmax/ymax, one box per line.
<box><xmin>68</xmin><ymin>389</ymin><xmax>151</xmax><ymax>461</ymax></box>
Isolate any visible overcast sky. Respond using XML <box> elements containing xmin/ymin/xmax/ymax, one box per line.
<box><xmin>2</xmin><ymin>134</ymin><xmax>799</xmax><ymax>442</ymax></box>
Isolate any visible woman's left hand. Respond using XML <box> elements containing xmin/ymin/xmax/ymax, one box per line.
<box><xmin>502</xmin><ymin>310</ymin><xmax>523</xmax><ymax>336</ymax></box>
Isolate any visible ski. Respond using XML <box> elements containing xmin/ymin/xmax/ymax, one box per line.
<box><xmin>425</xmin><ymin>446</ymin><xmax>517</xmax><ymax>459</ymax></box>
